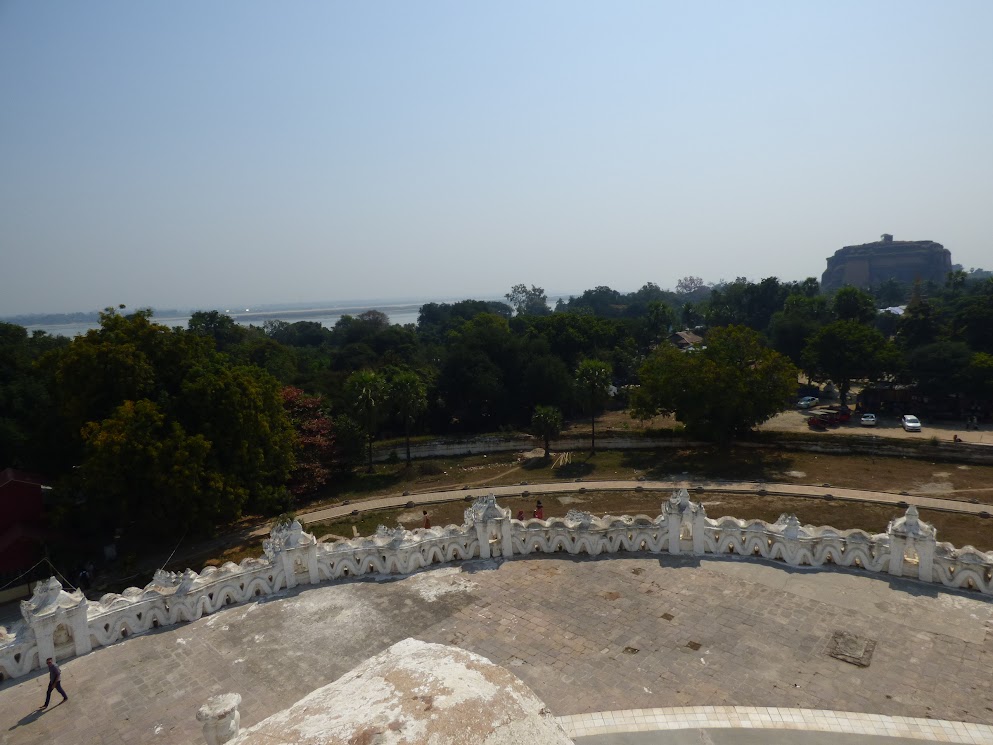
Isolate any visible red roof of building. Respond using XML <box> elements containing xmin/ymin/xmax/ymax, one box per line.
<box><xmin>0</xmin><ymin>468</ymin><xmax>48</xmax><ymax>489</ymax></box>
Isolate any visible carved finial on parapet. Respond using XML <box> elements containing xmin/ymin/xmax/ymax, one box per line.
<box><xmin>176</xmin><ymin>569</ymin><xmax>199</xmax><ymax>595</ymax></box>
<box><xmin>665</xmin><ymin>488</ymin><xmax>704</xmax><ymax>518</ymax></box>
<box><xmin>888</xmin><ymin>505</ymin><xmax>936</xmax><ymax>540</ymax></box>
<box><xmin>665</xmin><ymin>488</ymin><xmax>691</xmax><ymax>515</ymax></box>
<box><xmin>778</xmin><ymin>514</ymin><xmax>802</xmax><ymax>541</ymax></box>
<box><xmin>265</xmin><ymin>517</ymin><xmax>313</xmax><ymax>558</ymax></box>
<box><xmin>284</xmin><ymin>519</ymin><xmax>305</xmax><ymax>548</ymax></box>
<box><xmin>887</xmin><ymin>504</ymin><xmax>937</xmax><ymax>582</ymax></box>
<box><xmin>564</xmin><ymin>509</ymin><xmax>594</xmax><ymax>528</ymax></box>
<box><xmin>469</xmin><ymin>494</ymin><xmax>509</xmax><ymax>525</ymax></box>
<box><xmin>20</xmin><ymin>577</ymin><xmax>85</xmax><ymax>624</ymax></box>
<box><xmin>197</xmin><ymin>692</ymin><xmax>242</xmax><ymax>744</ymax></box>
<box><xmin>152</xmin><ymin>569</ymin><xmax>181</xmax><ymax>588</ymax></box>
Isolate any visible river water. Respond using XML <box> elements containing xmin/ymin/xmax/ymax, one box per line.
<box><xmin>19</xmin><ymin>303</ymin><xmax>428</xmax><ymax>338</ymax></box>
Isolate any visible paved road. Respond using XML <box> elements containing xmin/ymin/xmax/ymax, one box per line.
<box><xmin>272</xmin><ymin>479</ymin><xmax>992</xmax><ymax>535</ymax></box>
<box><xmin>2</xmin><ymin>554</ymin><xmax>991</xmax><ymax>744</ymax></box>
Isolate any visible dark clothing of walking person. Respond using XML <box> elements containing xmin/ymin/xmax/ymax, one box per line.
<box><xmin>42</xmin><ymin>658</ymin><xmax>67</xmax><ymax>708</ymax></box>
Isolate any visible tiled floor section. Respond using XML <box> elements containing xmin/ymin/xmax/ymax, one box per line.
<box><xmin>2</xmin><ymin>555</ymin><xmax>993</xmax><ymax>743</ymax></box>
<box><xmin>560</xmin><ymin>707</ymin><xmax>993</xmax><ymax>743</ymax></box>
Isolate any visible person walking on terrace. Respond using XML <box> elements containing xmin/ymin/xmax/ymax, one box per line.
<box><xmin>41</xmin><ymin>657</ymin><xmax>68</xmax><ymax>709</ymax></box>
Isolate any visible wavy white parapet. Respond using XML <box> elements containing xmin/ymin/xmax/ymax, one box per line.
<box><xmin>2</xmin><ymin>492</ymin><xmax>991</xmax><ymax>681</ymax></box>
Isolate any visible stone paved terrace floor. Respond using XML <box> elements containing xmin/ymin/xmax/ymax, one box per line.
<box><xmin>2</xmin><ymin>555</ymin><xmax>993</xmax><ymax>744</ymax></box>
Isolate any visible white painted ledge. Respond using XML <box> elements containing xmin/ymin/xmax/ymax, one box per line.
<box><xmin>558</xmin><ymin>706</ymin><xmax>993</xmax><ymax>743</ymax></box>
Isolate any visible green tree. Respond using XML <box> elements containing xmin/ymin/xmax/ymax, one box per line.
<box><xmin>963</xmin><ymin>353</ymin><xmax>993</xmax><ymax>400</ymax></box>
<box><xmin>330</xmin><ymin>414</ymin><xmax>366</xmax><ymax>471</ymax></box>
<box><xmin>645</xmin><ymin>300</ymin><xmax>673</xmax><ymax>343</ymax></box>
<box><xmin>955</xmin><ymin>297</ymin><xmax>993</xmax><ymax>354</ymax></box>
<box><xmin>767</xmin><ymin>293</ymin><xmax>832</xmax><ymax>365</ymax></box>
<box><xmin>945</xmin><ymin>269</ymin><xmax>968</xmax><ymax>297</ymax></box>
<box><xmin>0</xmin><ymin>323</ymin><xmax>67</xmax><ymax>470</ymax></box>
<box><xmin>872</xmin><ymin>278</ymin><xmax>907</xmax><ymax>307</ymax></box>
<box><xmin>632</xmin><ymin>326</ymin><xmax>797</xmax><ymax>442</ymax></box>
<box><xmin>345</xmin><ymin>369</ymin><xmax>388</xmax><ymax>472</ymax></box>
<box><xmin>505</xmin><ymin>284</ymin><xmax>551</xmax><ymax>316</ymax></box>
<box><xmin>832</xmin><ymin>287</ymin><xmax>876</xmax><ymax>324</ymax></box>
<box><xmin>531</xmin><ymin>405</ymin><xmax>563</xmax><ymax>457</ymax></box>
<box><xmin>79</xmin><ymin>399</ymin><xmax>215</xmax><ymax>538</ymax></box>
<box><xmin>388</xmin><ymin>368</ymin><xmax>428</xmax><ymax>465</ymax></box>
<box><xmin>903</xmin><ymin>342</ymin><xmax>972</xmax><ymax>398</ymax></box>
<box><xmin>897</xmin><ymin>283</ymin><xmax>941</xmax><ymax>349</ymax></box>
<box><xmin>575</xmin><ymin>359</ymin><xmax>612</xmax><ymax>453</ymax></box>
<box><xmin>177</xmin><ymin>360</ymin><xmax>296</xmax><ymax>513</ymax></box>
<box><xmin>802</xmin><ymin>320</ymin><xmax>895</xmax><ymax>403</ymax></box>
<box><xmin>187</xmin><ymin>311</ymin><xmax>246</xmax><ymax>351</ymax></box>
<box><xmin>51</xmin><ymin>308</ymin><xmax>296</xmax><ymax>538</ymax></box>
<box><xmin>675</xmin><ymin>276</ymin><xmax>706</xmax><ymax>295</ymax></box>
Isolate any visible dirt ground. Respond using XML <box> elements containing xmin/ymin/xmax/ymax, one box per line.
<box><xmin>760</xmin><ymin>408</ymin><xmax>993</xmax><ymax>445</ymax></box>
<box><xmin>566</xmin><ymin>406</ymin><xmax>993</xmax><ymax>445</ymax></box>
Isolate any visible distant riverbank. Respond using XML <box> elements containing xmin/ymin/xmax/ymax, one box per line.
<box><xmin>7</xmin><ymin>301</ymin><xmax>449</xmax><ymax>337</ymax></box>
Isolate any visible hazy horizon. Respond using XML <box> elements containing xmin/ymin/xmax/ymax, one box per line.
<box><xmin>3</xmin><ymin>1</ymin><xmax>992</xmax><ymax>315</ymax></box>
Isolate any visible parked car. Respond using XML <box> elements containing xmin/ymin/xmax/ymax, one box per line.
<box><xmin>823</xmin><ymin>404</ymin><xmax>852</xmax><ymax>422</ymax></box>
<box><xmin>901</xmin><ymin>415</ymin><xmax>922</xmax><ymax>432</ymax></box>
<box><xmin>860</xmin><ymin>413</ymin><xmax>877</xmax><ymax>427</ymax></box>
<box><xmin>808</xmin><ymin>410</ymin><xmax>840</xmax><ymax>428</ymax></box>
<box><xmin>797</xmin><ymin>396</ymin><xmax>819</xmax><ymax>409</ymax></box>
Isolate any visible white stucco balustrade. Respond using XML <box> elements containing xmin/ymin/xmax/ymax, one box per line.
<box><xmin>2</xmin><ymin>490</ymin><xmax>991</xmax><ymax>681</ymax></box>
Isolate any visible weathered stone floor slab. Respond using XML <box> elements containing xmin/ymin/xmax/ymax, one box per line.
<box><xmin>1</xmin><ymin>555</ymin><xmax>991</xmax><ymax>744</ymax></box>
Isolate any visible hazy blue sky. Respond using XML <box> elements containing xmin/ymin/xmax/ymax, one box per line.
<box><xmin>2</xmin><ymin>1</ymin><xmax>991</xmax><ymax>315</ymax></box>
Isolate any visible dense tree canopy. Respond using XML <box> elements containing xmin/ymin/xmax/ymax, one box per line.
<box><xmin>632</xmin><ymin>326</ymin><xmax>797</xmax><ymax>442</ymax></box>
<box><xmin>50</xmin><ymin>309</ymin><xmax>295</xmax><ymax>539</ymax></box>
<box><xmin>6</xmin><ymin>267</ymin><xmax>993</xmax><ymax>553</ymax></box>
<box><xmin>802</xmin><ymin>320</ymin><xmax>895</xmax><ymax>403</ymax></box>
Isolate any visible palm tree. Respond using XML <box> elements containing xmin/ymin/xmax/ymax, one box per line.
<box><xmin>390</xmin><ymin>369</ymin><xmax>427</xmax><ymax>466</ymax></box>
<box><xmin>531</xmin><ymin>405</ymin><xmax>563</xmax><ymax>458</ymax></box>
<box><xmin>345</xmin><ymin>370</ymin><xmax>387</xmax><ymax>472</ymax></box>
<box><xmin>576</xmin><ymin>359</ymin><xmax>612</xmax><ymax>453</ymax></box>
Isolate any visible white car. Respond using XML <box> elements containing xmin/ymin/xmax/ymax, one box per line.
<box><xmin>901</xmin><ymin>415</ymin><xmax>922</xmax><ymax>432</ymax></box>
<box><xmin>797</xmin><ymin>396</ymin><xmax>819</xmax><ymax>409</ymax></box>
<box><xmin>860</xmin><ymin>413</ymin><xmax>877</xmax><ymax>427</ymax></box>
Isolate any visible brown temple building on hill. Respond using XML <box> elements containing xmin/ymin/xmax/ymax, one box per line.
<box><xmin>820</xmin><ymin>234</ymin><xmax>952</xmax><ymax>292</ymax></box>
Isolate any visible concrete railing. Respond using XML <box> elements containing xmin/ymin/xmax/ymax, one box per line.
<box><xmin>2</xmin><ymin>491</ymin><xmax>991</xmax><ymax>681</ymax></box>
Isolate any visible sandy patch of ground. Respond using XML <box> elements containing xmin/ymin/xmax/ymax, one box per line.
<box><xmin>913</xmin><ymin>481</ymin><xmax>955</xmax><ymax>494</ymax></box>
<box><xmin>785</xmin><ymin>470</ymin><xmax>807</xmax><ymax>479</ymax></box>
